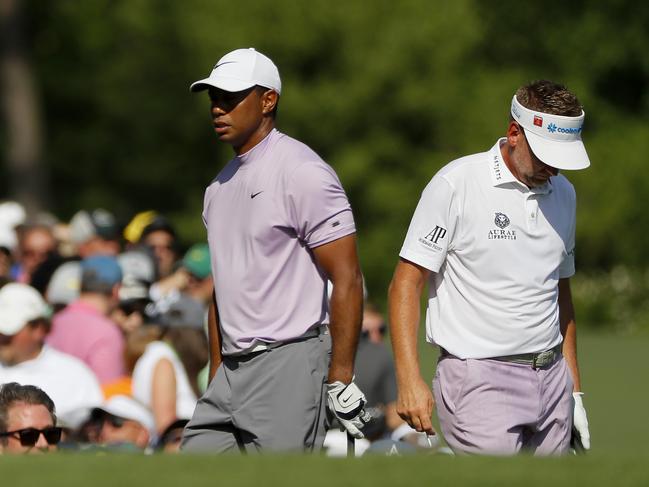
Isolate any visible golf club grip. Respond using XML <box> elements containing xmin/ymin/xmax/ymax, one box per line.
<box><xmin>570</xmin><ymin>426</ymin><xmax>586</xmax><ymax>454</ymax></box>
<box><xmin>347</xmin><ymin>431</ymin><xmax>355</xmax><ymax>457</ymax></box>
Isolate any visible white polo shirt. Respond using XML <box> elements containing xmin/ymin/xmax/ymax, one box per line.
<box><xmin>400</xmin><ymin>139</ymin><xmax>576</xmax><ymax>359</ymax></box>
<box><xmin>0</xmin><ymin>345</ymin><xmax>104</xmax><ymax>426</ymax></box>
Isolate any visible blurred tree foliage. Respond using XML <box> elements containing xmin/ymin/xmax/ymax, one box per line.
<box><xmin>2</xmin><ymin>0</ymin><xmax>648</xmax><ymax>310</ymax></box>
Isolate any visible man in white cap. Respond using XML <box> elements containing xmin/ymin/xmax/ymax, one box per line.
<box><xmin>388</xmin><ymin>80</ymin><xmax>591</xmax><ymax>455</ymax></box>
<box><xmin>68</xmin><ymin>209</ymin><xmax>121</xmax><ymax>258</ymax></box>
<box><xmin>87</xmin><ymin>395</ymin><xmax>154</xmax><ymax>451</ymax></box>
<box><xmin>181</xmin><ymin>48</ymin><xmax>368</xmax><ymax>453</ymax></box>
<box><xmin>0</xmin><ymin>283</ymin><xmax>103</xmax><ymax>427</ymax></box>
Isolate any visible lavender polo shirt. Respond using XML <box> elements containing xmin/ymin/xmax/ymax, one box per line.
<box><xmin>203</xmin><ymin>129</ymin><xmax>355</xmax><ymax>355</ymax></box>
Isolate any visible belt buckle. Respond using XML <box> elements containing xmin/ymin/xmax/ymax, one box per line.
<box><xmin>533</xmin><ymin>349</ymin><xmax>553</xmax><ymax>369</ymax></box>
<box><xmin>532</xmin><ymin>350</ymin><xmax>545</xmax><ymax>369</ymax></box>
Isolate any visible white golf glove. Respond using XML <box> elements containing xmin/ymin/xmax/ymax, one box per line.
<box><xmin>573</xmin><ymin>392</ymin><xmax>591</xmax><ymax>450</ymax></box>
<box><xmin>326</xmin><ymin>381</ymin><xmax>371</xmax><ymax>439</ymax></box>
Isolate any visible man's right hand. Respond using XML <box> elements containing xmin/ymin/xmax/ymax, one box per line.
<box><xmin>396</xmin><ymin>376</ymin><xmax>435</xmax><ymax>435</ymax></box>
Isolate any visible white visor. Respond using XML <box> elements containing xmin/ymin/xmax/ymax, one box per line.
<box><xmin>190</xmin><ymin>48</ymin><xmax>281</xmax><ymax>95</ymax></box>
<box><xmin>511</xmin><ymin>95</ymin><xmax>590</xmax><ymax>170</ymax></box>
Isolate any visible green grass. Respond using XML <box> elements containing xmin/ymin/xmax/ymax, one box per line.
<box><xmin>1</xmin><ymin>451</ymin><xmax>648</xmax><ymax>486</ymax></box>
<box><xmin>1</xmin><ymin>333</ymin><xmax>647</xmax><ymax>486</ymax></box>
<box><xmin>567</xmin><ymin>333</ymin><xmax>649</xmax><ymax>454</ymax></box>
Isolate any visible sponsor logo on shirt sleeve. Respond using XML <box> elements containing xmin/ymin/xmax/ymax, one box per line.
<box><xmin>418</xmin><ymin>225</ymin><xmax>447</xmax><ymax>252</ymax></box>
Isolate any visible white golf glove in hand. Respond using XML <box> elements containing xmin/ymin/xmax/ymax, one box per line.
<box><xmin>326</xmin><ymin>381</ymin><xmax>371</xmax><ymax>439</ymax></box>
<box><xmin>573</xmin><ymin>392</ymin><xmax>591</xmax><ymax>450</ymax></box>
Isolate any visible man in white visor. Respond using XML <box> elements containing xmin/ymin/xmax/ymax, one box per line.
<box><xmin>389</xmin><ymin>80</ymin><xmax>591</xmax><ymax>455</ymax></box>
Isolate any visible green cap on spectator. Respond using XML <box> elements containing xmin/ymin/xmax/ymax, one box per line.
<box><xmin>182</xmin><ymin>243</ymin><xmax>211</xmax><ymax>279</ymax></box>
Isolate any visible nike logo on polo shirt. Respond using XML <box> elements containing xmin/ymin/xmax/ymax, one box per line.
<box><xmin>250</xmin><ymin>191</ymin><xmax>263</xmax><ymax>199</ymax></box>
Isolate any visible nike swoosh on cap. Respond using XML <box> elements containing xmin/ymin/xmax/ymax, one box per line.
<box><xmin>213</xmin><ymin>61</ymin><xmax>237</xmax><ymax>69</ymax></box>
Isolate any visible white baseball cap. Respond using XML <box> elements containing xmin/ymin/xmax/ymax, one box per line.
<box><xmin>0</xmin><ymin>283</ymin><xmax>50</xmax><ymax>336</ymax></box>
<box><xmin>69</xmin><ymin>208</ymin><xmax>118</xmax><ymax>245</ymax></box>
<box><xmin>117</xmin><ymin>250</ymin><xmax>156</xmax><ymax>284</ymax></box>
<box><xmin>510</xmin><ymin>95</ymin><xmax>590</xmax><ymax>170</ymax></box>
<box><xmin>190</xmin><ymin>48</ymin><xmax>281</xmax><ymax>95</ymax></box>
<box><xmin>93</xmin><ymin>395</ymin><xmax>155</xmax><ymax>433</ymax></box>
<box><xmin>46</xmin><ymin>261</ymin><xmax>81</xmax><ymax>305</ymax></box>
<box><xmin>0</xmin><ymin>201</ymin><xmax>26</xmax><ymax>249</ymax></box>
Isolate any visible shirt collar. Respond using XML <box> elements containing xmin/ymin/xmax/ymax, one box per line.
<box><xmin>489</xmin><ymin>138</ymin><xmax>518</xmax><ymax>187</ymax></box>
<box><xmin>236</xmin><ymin>129</ymin><xmax>276</xmax><ymax>166</ymax></box>
<box><xmin>489</xmin><ymin>138</ymin><xmax>553</xmax><ymax>194</ymax></box>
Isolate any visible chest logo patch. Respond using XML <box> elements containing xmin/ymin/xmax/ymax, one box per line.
<box><xmin>494</xmin><ymin>212</ymin><xmax>510</xmax><ymax>229</ymax></box>
<box><xmin>488</xmin><ymin>212</ymin><xmax>517</xmax><ymax>240</ymax></box>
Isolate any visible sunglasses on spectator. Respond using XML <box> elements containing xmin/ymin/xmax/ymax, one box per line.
<box><xmin>147</xmin><ymin>243</ymin><xmax>174</xmax><ymax>252</ymax></box>
<box><xmin>0</xmin><ymin>427</ymin><xmax>62</xmax><ymax>447</ymax></box>
<box><xmin>119</xmin><ymin>300</ymin><xmax>149</xmax><ymax>316</ymax></box>
<box><xmin>104</xmin><ymin>415</ymin><xmax>126</xmax><ymax>428</ymax></box>
<box><xmin>361</xmin><ymin>323</ymin><xmax>387</xmax><ymax>338</ymax></box>
<box><xmin>21</xmin><ymin>249</ymin><xmax>53</xmax><ymax>258</ymax></box>
<box><xmin>160</xmin><ymin>429</ymin><xmax>183</xmax><ymax>446</ymax></box>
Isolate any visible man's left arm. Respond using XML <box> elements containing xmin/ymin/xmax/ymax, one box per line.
<box><xmin>312</xmin><ymin>233</ymin><xmax>363</xmax><ymax>385</ymax></box>
<box><xmin>559</xmin><ymin>277</ymin><xmax>590</xmax><ymax>450</ymax></box>
<box><xmin>559</xmin><ymin>277</ymin><xmax>581</xmax><ymax>391</ymax></box>
<box><xmin>312</xmin><ymin>233</ymin><xmax>369</xmax><ymax>438</ymax></box>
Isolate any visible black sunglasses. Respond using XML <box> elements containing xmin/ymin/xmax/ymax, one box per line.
<box><xmin>106</xmin><ymin>415</ymin><xmax>125</xmax><ymax>428</ymax></box>
<box><xmin>361</xmin><ymin>323</ymin><xmax>387</xmax><ymax>339</ymax></box>
<box><xmin>119</xmin><ymin>300</ymin><xmax>149</xmax><ymax>316</ymax></box>
<box><xmin>0</xmin><ymin>427</ymin><xmax>62</xmax><ymax>447</ymax></box>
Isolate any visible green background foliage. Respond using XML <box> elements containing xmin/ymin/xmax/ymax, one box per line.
<box><xmin>3</xmin><ymin>0</ymin><xmax>649</xmax><ymax>328</ymax></box>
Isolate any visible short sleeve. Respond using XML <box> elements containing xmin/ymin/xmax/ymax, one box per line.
<box><xmin>287</xmin><ymin>161</ymin><xmax>355</xmax><ymax>248</ymax></box>
<box><xmin>307</xmin><ymin>210</ymin><xmax>355</xmax><ymax>248</ymax></box>
<box><xmin>399</xmin><ymin>175</ymin><xmax>458</xmax><ymax>272</ymax></box>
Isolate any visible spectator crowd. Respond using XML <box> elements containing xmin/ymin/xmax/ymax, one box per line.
<box><xmin>0</xmin><ymin>202</ymin><xmax>211</xmax><ymax>454</ymax></box>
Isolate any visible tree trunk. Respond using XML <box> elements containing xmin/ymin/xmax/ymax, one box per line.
<box><xmin>0</xmin><ymin>0</ymin><xmax>48</xmax><ymax>218</ymax></box>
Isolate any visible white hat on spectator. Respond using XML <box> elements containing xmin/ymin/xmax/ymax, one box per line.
<box><xmin>92</xmin><ymin>395</ymin><xmax>155</xmax><ymax>433</ymax></box>
<box><xmin>46</xmin><ymin>261</ymin><xmax>81</xmax><ymax>305</ymax></box>
<box><xmin>0</xmin><ymin>283</ymin><xmax>50</xmax><ymax>336</ymax></box>
<box><xmin>69</xmin><ymin>209</ymin><xmax>119</xmax><ymax>245</ymax></box>
<box><xmin>0</xmin><ymin>201</ymin><xmax>26</xmax><ymax>249</ymax></box>
<box><xmin>117</xmin><ymin>250</ymin><xmax>156</xmax><ymax>283</ymax></box>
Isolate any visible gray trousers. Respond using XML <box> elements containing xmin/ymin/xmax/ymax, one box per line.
<box><xmin>181</xmin><ymin>331</ymin><xmax>331</xmax><ymax>453</ymax></box>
